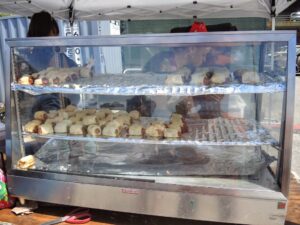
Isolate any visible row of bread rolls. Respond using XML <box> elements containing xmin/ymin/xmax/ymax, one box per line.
<box><xmin>166</xmin><ymin>67</ymin><xmax>260</xmax><ymax>85</ymax></box>
<box><xmin>24</xmin><ymin>105</ymin><xmax>187</xmax><ymax>139</ymax></box>
<box><xmin>18</xmin><ymin>66</ymin><xmax>92</xmax><ymax>85</ymax></box>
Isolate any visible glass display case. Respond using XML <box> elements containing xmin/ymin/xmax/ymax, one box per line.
<box><xmin>5</xmin><ymin>31</ymin><xmax>296</xmax><ymax>225</ymax></box>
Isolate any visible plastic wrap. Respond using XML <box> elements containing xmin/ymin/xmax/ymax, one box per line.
<box><xmin>33</xmin><ymin>139</ymin><xmax>274</xmax><ymax>176</ymax></box>
<box><xmin>25</xmin><ymin>117</ymin><xmax>277</xmax><ymax>146</ymax></box>
<box><xmin>12</xmin><ymin>73</ymin><xmax>286</xmax><ymax>96</ymax></box>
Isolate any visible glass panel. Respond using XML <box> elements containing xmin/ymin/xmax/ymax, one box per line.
<box><xmin>10</xmin><ymin>37</ymin><xmax>289</xmax><ymax>192</ymax></box>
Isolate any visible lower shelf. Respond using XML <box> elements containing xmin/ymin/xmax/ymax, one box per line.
<box><xmin>25</xmin><ymin>138</ymin><xmax>276</xmax><ymax>177</ymax></box>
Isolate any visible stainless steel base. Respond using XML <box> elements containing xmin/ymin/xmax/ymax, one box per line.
<box><xmin>8</xmin><ymin>171</ymin><xmax>287</xmax><ymax>225</ymax></box>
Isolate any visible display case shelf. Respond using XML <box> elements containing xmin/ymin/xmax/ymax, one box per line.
<box><xmin>24</xmin><ymin>118</ymin><xmax>278</xmax><ymax>146</ymax></box>
<box><xmin>12</xmin><ymin>73</ymin><xmax>286</xmax><ymax>96</ymax></box>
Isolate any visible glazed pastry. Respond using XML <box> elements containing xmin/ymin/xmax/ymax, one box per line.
<box><xmin>129</xmin><ymin>110</ymin><xmax>140</xmax><ymax>120</ymax></box>
<box><xmin>38</xmin><ymin>123</ymin><xmax>54</xmax><ymax>135</ymax></box>
<box><xmin>164</xmin><ymin>128</ymin><xmax>181</xmax><ymax>138</ymax></box>
<box><xmin>33</xmin><ymin>77</ymin><xmax>45</xmax><ymax>86</ymax></box>
<box><xmin>24</xmin><ymin>120</ymin><xmax>42</xmax><ymax>133</ymax></box>
<box><xmin>65</xmin><ymin>105</ymin><xmax>77</xmax><ymax>112</ymax></box>
<box><xmin>87</xmin><ymin>125</ymin><xmax>101</xmax><ymax>137</ymax></box>
<box><xmin>129</xmin><ymin>123</ymin><xmax>145</xmax><ymax>136</ymax></box>
<box><xmin>145</xmin><ymin>125</ymin><xmax>164</xmax><ymax>138</ymax></box>
<box><xmin>82</xmin><ymin>115</ymin><xmax>97</xmax><ymax>126</ymax></box>
<box><xmin>18</xmin><ymin>75</ymin><xmax>34</xmax><ymax>85</ymax></box>
<box><xmin>102</xmin><ymin>124</ymin><xmax>121</xmax><ymax>137</ymax></box>
<box><xmin>17</xmin><ymin>155</ymin><xmax>35</xmax><ymax>169</ymax></box>
<box><xmin>34</xmin><ymin>111</ymin><xmax>47</xmax><ymax>121</ymax></box>
<box><xmin>69</xmin><ymin>124</ymin><xmax>84</xmax><ymax>135</ymax></box>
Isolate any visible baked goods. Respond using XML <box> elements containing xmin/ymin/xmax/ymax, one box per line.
<box><xmin>164</xmin><ymin>128</ymin><xmax>181</xmax><ymax>138</ymax></box>
<box><xmin>82</xmin><ymin>115</ymin><xmax>97</xmax><ymax>126</ymax></box>
<box><xmin>38</xmin><ymin>123</ymin><xmax>54</xmax><ymax>135</ymax></box>
<box><xmin>210</xmin><ymin>67</ymin><xmax>230</xmax><ymax>84</ymax></box>
<box><xmin>54</xmin><ymin>122</ymin><xmax>69</xmax><ymax>133</ymax></box>
<box><xmin>24</xmin><ymin>120</ymin><xmax>42</xmax><ymax>133</ymax></box>
<box><xmin>34</xmin><ymin>111</ymin><xmax>47</xmax><ymax>121</ymax></box>
<box><xmin>165</xmin><ymin>74</ymin><xmax>184</xmax><ymax>85</ymax></box>
<box><xmin>234</xmin><ymin>70</ymin><xmax>260</xmax><ymax>84</ymax></box>
<box><xmin>18</xmin><ymin>75</ymin><xmax>34</xmax><ymax>85</ymax></box>
<box><xmin>17</xmin><ymin>155</ymin><xmax>35</xmax><ymax>169</ymax></box>
<box><xmin>102</xmin><ymin>123</ymin><xmax>121</xmax><ymax>137</ymax></box>
<box><xmin>129</xmin><ymin>123</ymin><xmax>145</xmax><ymax>136</ymax></box>
<box><xmin>190</xmin><ymin>67</ymin><xmax>210</xmax><ymax>85</ymax></box>
<box><xmin>65</xmin><ymin>105</ymin><xmax>77</xmax><ymax>112</ymax></box>
<box><xmin>95</xmin><ymin>111</ymin><xmax>106</xmax><ymax>120</ymax></box>
<box><xmin>87</xmin><ymin>125</ymin><xmax>101</xmax><ymax>137</ymax></box>
<box><xmin>145</xmin><ymin>125</ymin><xmax>164</xmax><ymax>138</ymax></box>
<box><xmin>98</xmin><ymin>120</ymin><xmax>107</xmax><ymax>129</ymax></box>
<box><xmin>129</xmin><ymin>110</ymin><xmax>140</xmax><ymax>120</ymax></box>
<box><xmin>69</xmin><ymin>124</ymin><xmax>84</xmax><ymax>135</ymax></box>
<box><xmin>47</xmin><ymin>110</ymin><xmax>58</xmax><ymax>119</ymax></box>
<box><xmin>84</xmin><ymin>108</ymin><xmax>97</xmax><ymax>115</ymax></box>
<box><xmin>115</xmin><ymin>115</ymin><xmax>131</xmax><ymax>126</ymax></box>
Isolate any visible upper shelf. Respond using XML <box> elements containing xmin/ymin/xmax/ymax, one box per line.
<box><xmin>12</xmin><ymin>73</ymin><xmax>286</xmax><ymax>96</ymax></box>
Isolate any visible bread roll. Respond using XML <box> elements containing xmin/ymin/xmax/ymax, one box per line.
<box><xmin>145</xmin><ymin>125</ymin><xmax>164</xmax><ymax>138</ymax></box>
<box><xmin>38</xmin><ymin>123</ymin><xmax>54</xmax><ymax>135</ymax></box>
<box><xmin>164</xmin><ymin>128</ymin><xmax>181</xmax><ymax>138</ymax></box>
<box><xmin>18</xmin><ymin>75</ymin><xmax>34</xmax><ymax>85</ymax></box>
<box><xmin>34</xmin><ymin>111</ymin><xmax>47</xmax><ymax>121</ymax></box>
<box><xmin>210</xmin><ymin>67</ymin><xmax>230</xmax><ymax>84</ymax></box>
<box><xmin>87</xmin><ymin>125</ymin><xmax>101</xmax><ymax>137</ymax></box>
<box><xmin>24</xmin><ymin>120</ymin><xmax>42</xmax><ymax>133</ymax></box>
<box><xmin>95</xmin><ymin>111</ymin><xmax>106</xmax><ymax>120</ymax></box>
<box><xmin>65</xmin><ymin>105</ymin><xmax>77</xmax><ymax>112</ymax></box>
<box><xmin>84</xmin><ymin>108</ymin><xmax>96</xmax><ymax>115</ymax></box>
<box><xmin>129</xmin><ymin>123</ymin><xmax>144</xmax><ymax>136</ymax></box>
<box><xmin>69</xmin><ymin>124</ymin><xmax>84</xmax><ymax>135</ymax></box>
<box><xmin>165</xmin><ymin>74</ymin><xmax>184</xmax><ymax>85</ymax></box>
<box><xmin>82</xmin><ymin>115</ymin><xmax>97</xmax><ymax>126</ymax></box>
<box><xmin>17</xmin><ymin>155</ymin><xmax>35</xmax><ymax>169</ymax></box>
<box><xmin>242</xmin><ymin>71</ymin><xmax>260</xmax><ymax>83</ymax></box>
<box><xmin>54</xmin><ymin>122</ymin><xmax>69</xmax><ymax>133</ymax></box>
<box><xmin>102</xmin><ymin>124</ymin><xmax>121</xmax><ymax>137</ymax></box>
<box><xmin>129</xmin><ymin>110</ymin><xmax>140</xmax><ymax>120</ymax></box>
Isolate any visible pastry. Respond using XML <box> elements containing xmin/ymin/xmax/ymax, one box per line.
<box><xmin>129</xmin><ymin>110</ymin><xmax>140</xmax><ymax>120</ymax></box>
<box><xmin>102</xmin><ymin>123</ymin><xmax>121</xmax><ymax>137</ymax></box>
<box><xmin>54</xmin><ymin>122</ymin><xmax>69</xmax><ymax>133</ymax></box>
<box><xmin>84</xmin><ymin>108</ymin><xmax>96</xmax><ymax>115</ymax></box>
<box><xmin>82</xmin><ymin>115</ymin><xmax>97</xmax><ymax>126</ymax></box>
<box><xmin>113</xmin><ymin>110</ymin><xmax>128</xmax><ymax>118</ymax></box>
<box><xmin>129</xmin><ymin>123</ymin><xmax>145</xmax><ymax>136</ymax></box>
<box><xmin>87</xmin><ymin>125</ymin><xmax>101</xmax><ymax>137</ymax></box>
<box><xmin>171</xmin><ymin>113</ymin><xmax>183</xmax><ymax>121</ymax></box>
<box><xmin>38</xmin><ymin>123</ymin><xmax>54</xmax><ymax>135</ymax></box>
<box><xmin>115</xmin><ymin>115</ymin><xmax>131</xmax><ymax>126</ymax></box>
<box><xmin>165</xmin><ymin>74</ymin><xmax>184</xmax><ymax>85</ymax></box>
<box><xmin>51</xmin><ymin>115</ymin><xmax>64</xmax><ymax>123</ymax></box>
<box><xmin>65</xmin><ymin>105</ymin><xmax>77</xmax><ymax>112</ymax></box>
<box><xmin>58</xmin><ymin>111</ymin><xmax>69</xmax><ymax>120</ymax></box>
<box><xmin>47</xmin><ymin>110</ymin><xmax>58</xmax><ymax>119</ymax></box>
<box><xmin>210</xmin><ymin>67</ymin><xmax>230</xmax><ymax>84</ymax></box>
<box><xmin>164</xmin><ymin>128</ymin><xmax>181</xmax><ymax>138</ymax></box>
<box><xmin>18</xmin><ymin>75</ymin><xmax>34</xmax><ymax>85</ymax></box>
<box><xmin>95</xmin><ymin>111</ymin><xmax>106</xmax><ymax>120</ymax></box>
<box><xmin>69</xmin><ymin>124</ymin><xmax>84</xmax><ymax>135</ymax></box>
<box><xmin>98</xmin><ymin>120</ymin><xmax>107</xmax><ymax>129</ymax></box>
<box><xmin>69</xmin><ymin>116</ymin><xmax>78</xmax><ymax>124</ymax></box>
<box><xmin>24</xmin><ymin>120</ymin><xmax>42</xmax><ymax>133</ymax></box>
<box><xmin>17</xmin><ymin>155</ymin><xmax>35</xmax><ymax>169</ymax></box>
<box><xmin>34</xmin><ymin>111</ymin><xmax>47</xmax><ymax>121</ymax></box>
<box><xmin>150</xmin><ymin>121</ymin><xmax>166</xmax><ymax>132</ymax></box>
<box><xmin>145</xmin><ymin>125</ymin><xmax>164</xmax><ymax>138</ymax></box>
<box><xmin>242</xmin><ymin>71</ymin><xmax>260</xmax><ymax>83</ymax></box>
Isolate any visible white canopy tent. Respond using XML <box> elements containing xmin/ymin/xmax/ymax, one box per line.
<box><xmin>0</xmin><ymin>0</ymin><xmax>296</xmax><ymax>21</ymax></box>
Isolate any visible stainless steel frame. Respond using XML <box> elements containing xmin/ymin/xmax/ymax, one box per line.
<box><xmin>5</xmin><ymin>31</ymin><xmax>296</xmax><ymax>225</ymax></box>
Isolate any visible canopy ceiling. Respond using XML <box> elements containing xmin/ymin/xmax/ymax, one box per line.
<box><xmin>0</xmin><ymin>0</ymin><xmax>296</xmax><ymax>21</ymax></box>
